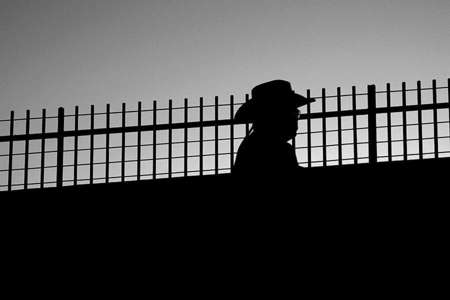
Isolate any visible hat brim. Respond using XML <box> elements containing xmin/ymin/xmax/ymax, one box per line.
<box><xmin>234</xmin><ymin>93</ymin><xmax>315</xmax><ymax>122</ymax></box>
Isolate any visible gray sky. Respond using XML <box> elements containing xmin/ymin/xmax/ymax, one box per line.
<box><xmin>1</xmin><ymin>0</ymin><xmax>449</xmax><ymax>116</ymax></box>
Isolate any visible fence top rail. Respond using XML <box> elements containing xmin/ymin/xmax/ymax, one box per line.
<box><xmin>2</xmin><ymin>117</ymin><xmax>449</xmax><ymax>160</ymax></box>
<box><xmin>0</xmin><ymin>81</ymin><xmax>447</xmax><ymax>123</ymax></box>
<box><xmin>0</xmin><ymin>100</ymin><xmax>448</xmax><ymax>143</ymax></box>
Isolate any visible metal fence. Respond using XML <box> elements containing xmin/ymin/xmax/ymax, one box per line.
<box><xmin>1</xmin><ymin>79</ymin><xmax>449</xmax><ymax>192</ymax></box>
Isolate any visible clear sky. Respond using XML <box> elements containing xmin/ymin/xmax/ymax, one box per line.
<box><xmin>1</xmin><ymin>0</ymin><xmax>449</xmax><ymax>116</ymax></box>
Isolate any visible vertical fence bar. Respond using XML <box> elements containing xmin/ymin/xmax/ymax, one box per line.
<box><xmin>230</xmin><ymin>95</ymin><xmax>235</xmax><ymax>171</ymax></box>
<box><xmin>153</xmin><ymin>101</ymin><xmax>157</xmax><ymax>179</ymax></box>
<box><xmin>432</xmin><ymin>80</ymin><xmax>438</xmax><ymax>158</ymax></box>
<box><xmin>417</xmin><ymin>81</ymin><xmax>423</xmax><ymax>159</ymax></box>
<box><xmin>8</xmin><ymin>111</ymin><xmax>14</xmax><ymax>191</ymax></box>
<box><xmin>24</xmin><ymin>110</ymin><xmax>30</xmax><ymax>189</ymax></box>
<box><xmin>352</xmin><ymin>86</ymin><xmax>358</xmax><ymax>164</ymax></box>
<box><xmin>168</xmin><ymin>100</ymin><xmax>173</xmax><ymax>178</ymax></box>
<box><xmin>105</xmin><ymin>104</ymin><xmax>110</xmax><ymax>183</ymax></box>
<box><xmin>387</xmin><ymin>83</ymin><xmax>392</xmax><ymax>162</ymax></box>
<box><xmin>292</xmin><ymin>98</ymin><xmax>297</xmax><ymax>150</ymax></box>
<box><xmin>40</xmin><ymin>109</ymin><xmax>46</xmax><ymax>189</ymax></box>
<box><xmin>402</xmin><ymin>82</ymin><xmax>408</xmax><ymax>160</ymax></box>
<box><xmin>184</xmin><ymin>98</ymin><xmax>188</xmax><ymax>177</ymax></box>
<box><xmin>245</xmin><ymin>94</ymin><xmax>250</xmax><ymax>136</ymax></box>
<box><xmin>448</xmin><ymin>78</ymin><xmax>450</xmax><ymax>151</ymax></box>
<box><xmin>56</xmin><ymin>107</ymin><xmax>64</xmax><ymax>188</ymax></box>
<box><xmin>121</xmin><ymin>103</ymin><xmax>126</xmax><ymax>182</ymax></box>
<box><xmin>199</xmin><ymin>97</ymin><xmax>204</xmax><ymax>176</ymax></box>
<box><xmin>307</xmin><ymin>90</ymin><xmax>312</xmax><ymax>168</ymax></box>
<box><xmin>368</xmin><ymin>85</ymin><xmax>377</xmax><ymax>165</ymax></box>
<box><xmin>322</xmin><ymin>88</ymin><xmax>327</xmax><ymax>166</ymax></box>
<box><xmin>215</xmin><ymin>96</ymin><xmax>219</xmax><ymax>175</ymax></box>
<box><xmin>74</xmin><ymin>106</ymin><xmax>79</xmax><ymax>185</ymax></box>
<box><xmin>337</xmin><ymin>87</ymin><xmax>342</xmax><ymax>165</ymax></box>
<box><xmin>137</xmin><ymin>101</ymin><xmax>142</xmax><ymax>180</ymax></box>
<box><xmin>90</xmin><ymin>105</ymin><xmax>94</xmax><ymax>184</ymax></box>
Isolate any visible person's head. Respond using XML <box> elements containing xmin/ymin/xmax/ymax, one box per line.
<box><xmin>253</xmin><ymin>105</ymin><xmax>299</xmax><ymax>141</ymax></box>
<box><xmin>234</xmin><ymin>80</ymin><xmax>314</xmax><ymax>141</ymax></box>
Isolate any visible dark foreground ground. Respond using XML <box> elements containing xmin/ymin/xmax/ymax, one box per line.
<box><xmin>6</xmin><ymin>157</ymin><xmax>449</xmax><ymax>227</ymax></box>
<box><xmin>3</xmin><ymin>158</ymin><xmax>448</xmax><ymax>291</ymax></box>
<box><xmin>9</xmin><ymin>156</ymin><xmax>448</xmax><ymax>202</ymax></box>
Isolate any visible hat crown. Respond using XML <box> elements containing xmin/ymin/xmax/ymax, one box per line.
<box><xmin>234</xmin><ymin>79</ymin><xmax>315</xmax><ymax>122</ymax></box>
<box><xmin>251</xmin><ymin>80</ymin><xmax>294</xmax><ymax>100</ymax></box>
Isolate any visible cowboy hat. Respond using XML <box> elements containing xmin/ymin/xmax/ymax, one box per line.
<box><xmin>234</xmin><ymin>80</ymin><xmax>315</xmax><ymax>122</ymax></box>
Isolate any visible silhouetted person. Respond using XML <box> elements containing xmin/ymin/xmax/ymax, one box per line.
<box><xmin>232</xmin><ymin>80</ymin><xmax>314</xmax><ymax>182</ymax></box>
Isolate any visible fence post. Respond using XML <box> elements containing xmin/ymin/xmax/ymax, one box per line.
<box><xmin>8</xmin><ymin>111</ymin><xmax>14</xmax><ymax>192</ymax></box>
<box><xmin>322</xmin><ymin>88</ymin><xmax>327</xmax><ymax>166</ymax></box>
<box><xmin>184</xmin><ymin>98</ymin><xmax>188</xmax><ymax>177</ymax></box>
<box><xmin>417</xmin><ymin>81</ymin><xmax>423</xmax><ymax>159</ymax></box>
<box><xmin>386</xmin><ymin>83</ymin><xmax>392</xmax><ymax>162</ymax></box>
<box><xmin>230</xmin><ymin>95</ymin><xmax>234</xmax><ymax>170</ymax></box>
<box><xmin>57</xmin><ymin>107</ymin><xmax>65</xmax><ymax>188</ymax></box>
<box><xmin>137</xmin><ymin>101</ymin><xmax>142</xmax><ymax>180</ymax></box>
<box><xmin>307</xmin><ymin>90</ymin><xmax>312</xmax><ymax>168</ymax></box>
<box><xmin>152</xmin><ymin>101</ymin><xmax>157</xmax><ymax>179</ymax></box>
<box><xmin>368</xmin><ymin>85</ymin><xmax>377</xmax><ymax>165</ymax></box>
<box><xmin>215</xmin><ymin>96</ymin><xmax>219</xmax><ymax>175</ymax></box>
<box><xmin>245</xmin><ymin>94</ymin><xmax>250</xmax><ymax>136</ymax></box>
<box><xmin>168</xmin><ymin>100</ymin><xmax>172</xmax><ymax>178</ymax></box>
<box><xmin>90</xmin><ymin>105</ymin><xmax>94</xmax><ymax>184</ymax></box>
<box><xmin>432</xmin><ymin>80</ymin><xmax>438</xmax><ymax>159</ymax></box>
<box><xmin>337</xmin><ymin>87</ymin><xmax>342</xmax><ymax>165</ymax></box>
<box><xmin>74</xmin><ymin>106</ymin><xmax>79</xmax><ymax>185</ymax></box>
<box><xmin>24</xmin><ymin>110</ymin><xmax>30</xmax><ymax>189</ymax></box>
<box><xmin>199</xmin><ymin>97</ymin><xmax>203</xmax><ymax>176</ymax></box>
<box><xmin>105</xmin><ymin>104</ymin><xmax>110</xmax><ymax>183</ymax></box>
<box><xmin>402</xmin><ymin>82</ymin><xmax>408</xmax><ymax>160</ymax></box>
<box><xmin>352</xmin><ymin>86</ymin><xmax>358</xmax><ymax>164</ymax></box>
<box><xmin>40</xmin><ymin>109</ymin><xmax>46</xmax><ymax>189</ymax></box>
<box><xmin>121</xmin><ymin>103</ymin><xmax>126</xmax><ymax>182</ymax></box>
<box><xmin>448</xmin><ymin>78</ymin><xmax>450</xmax><ymax>150</ymax></box>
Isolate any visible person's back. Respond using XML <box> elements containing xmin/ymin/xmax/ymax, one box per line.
<box><xmin>232</xmin><ymin>132</ymin><xmax>299</xmax><ymax>181</ymax></box>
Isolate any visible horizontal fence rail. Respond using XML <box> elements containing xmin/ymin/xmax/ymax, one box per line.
<box><xmin>0</xmin><ymin>79</ymin><xmax>449</xmax><ymax>191</ymax></box>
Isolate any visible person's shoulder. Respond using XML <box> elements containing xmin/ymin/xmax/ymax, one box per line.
<box><xmin>236</xmin><ymin>134</ymin><xmax>260</xmax><ymax>152</ymax></box>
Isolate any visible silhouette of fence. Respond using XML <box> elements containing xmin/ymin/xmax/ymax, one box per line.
<box><xmin>1</xmin><ymin>79</ymin><xmax>449</xmax><ymax>192</ymax></box>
